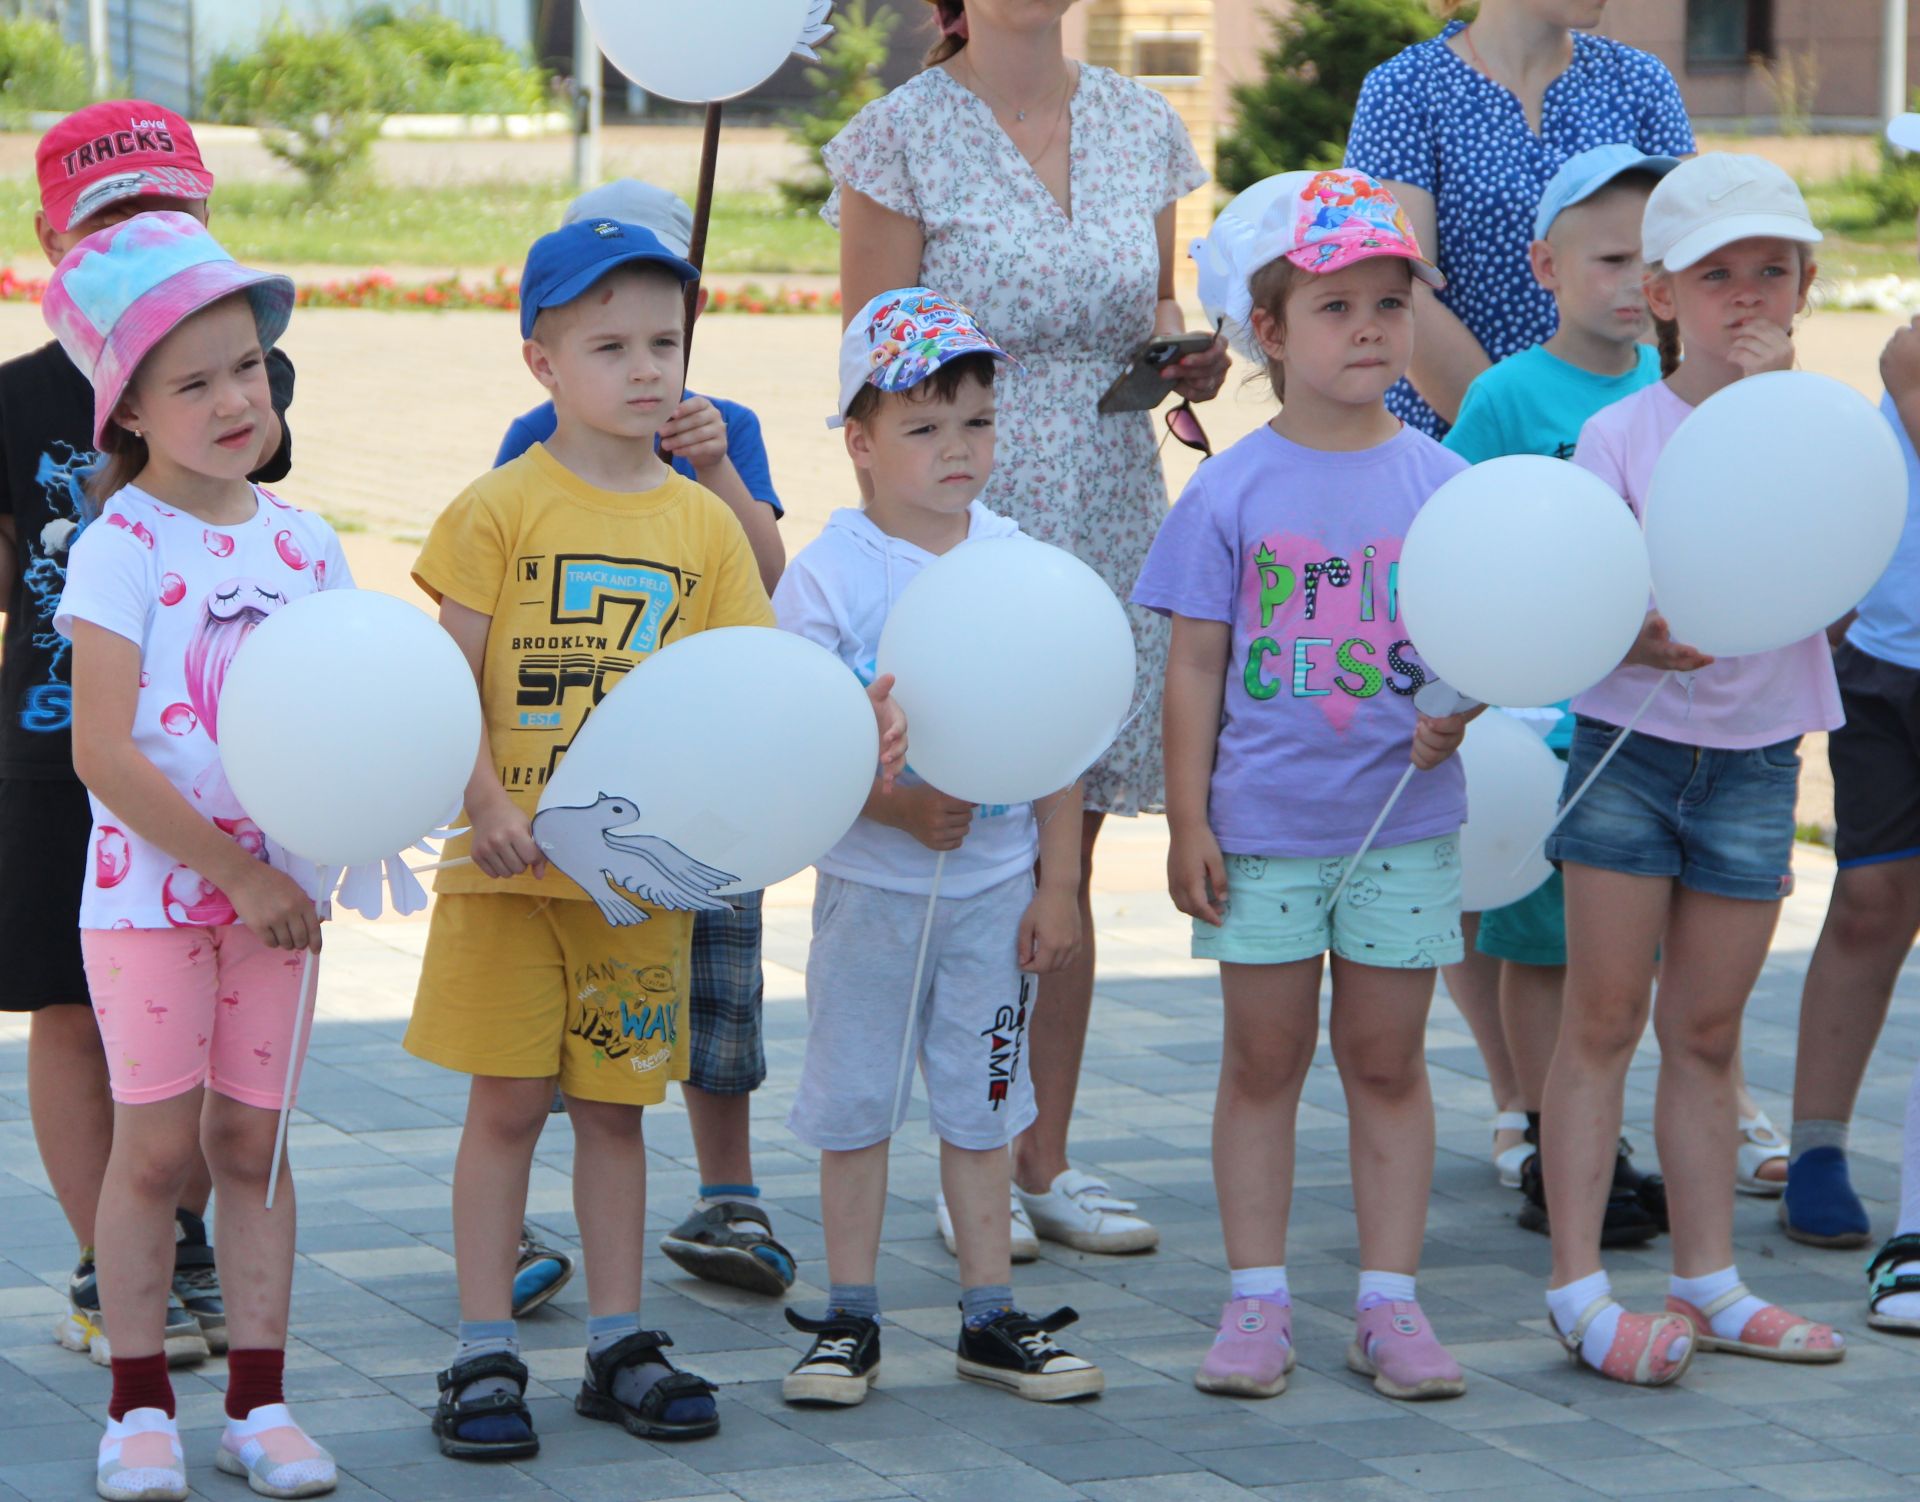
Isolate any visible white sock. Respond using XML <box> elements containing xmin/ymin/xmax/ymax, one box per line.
<box><xmin>1670</xmin><ymin>1265</ymin><xmax>1767</xmax><ymax>1340</ymax></box>
<box><xmin>1881</xmin><ymin>1063</ymin><xmax>1920</xmax><ymax>1321</ymax></box>
<box><xmin>1356</xmin><ymin>1270</ymin><xmax>1417</xmax><ymax>1311</ymax></box>
<box><xmin>1547</xmin><ymin>1270</ymin><xmax>1619</xmax><ymax>1369</ymax></box>
<box><xmin>1228</xmin><ymin>1265</ymin><xmax>1289</xmax><ymax>1304</ymax></box>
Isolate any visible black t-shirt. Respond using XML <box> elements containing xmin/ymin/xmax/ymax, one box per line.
<box><xmin>0</xmin><ymin>339</ymin><xmax>295</xmax><ymax>779</ymax></box>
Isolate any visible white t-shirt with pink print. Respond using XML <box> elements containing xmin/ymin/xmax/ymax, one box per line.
<box><xmin>54</xmin><ymin>482</ymin><xmax>353</xmax><ymax>930</ymax></box>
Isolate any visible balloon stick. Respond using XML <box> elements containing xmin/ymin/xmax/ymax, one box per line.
<box><xmin>1328</xmin><ymin>763</ymin><xmax>1417</xmax><ymax>911</ymax></box>
<box><xmin>890</xmin><ymin>850</ymin><xmax>946</xmax><ymax>1128</ymax></box>
<box><xmin>265</xmin><ymin>944</ymin><xmax>318</xmax><ymax>1210</ymax></box>
<box><xmin>1509</xmin><ymin>670</ymin><xmax>1672</xmax><ymax>877</ymax></box>
<box><xmin>683</xmin><ymin>100</ymin><xmax>724</xmax><ymax>373</ymax></box>
<box><xmin>407</xmin><ymin>856</ymin><xmax>473</xmax><ymax>876</ymax></box>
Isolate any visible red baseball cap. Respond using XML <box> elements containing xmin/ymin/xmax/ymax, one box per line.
<box><xmin>36</xmin><ymin>100</ymin><xmax>214</xmax><ymax>233</ymax></box>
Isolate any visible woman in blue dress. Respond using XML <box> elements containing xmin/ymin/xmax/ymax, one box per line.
<box><xmin>1345</xmin><ymin>0</ymin><xmax>1694</xmax><ymax>437</ymax></box>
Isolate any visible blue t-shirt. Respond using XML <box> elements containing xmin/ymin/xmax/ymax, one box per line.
<box><xmin>1848</xmin><ymin>392</ymin><xmax>1920</xmax><ymax>672</ymax></box>
<box><xmin>493</xmin><ymin>391</ymin><xmax>783</xmax><ymax>516</ymax></box>
<box><xmin>1442</xmin><ymin>342</ymin><xmax>1663</xmax><ymax>749</ymax></box>
<box><xmin>1345</xmin><ymin>21</ymin><xmax>1693</xmax><ymax>438</ymax></box>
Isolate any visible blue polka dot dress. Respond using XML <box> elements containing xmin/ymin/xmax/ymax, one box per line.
<box><xmin>1344</xmin><ymin>21</ymin><xmax>1694</xmax><ymax>437</ymax></box>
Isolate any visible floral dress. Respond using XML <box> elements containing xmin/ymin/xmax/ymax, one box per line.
<box><xmin>824</xmin><ymin>64</ymin><xmax>1208</xmax><ymax>815</ymax></box>
<box><xmin>1345</xmin><ymin>19</ymin><xmax>1694</xmax><ymax>438</ymax></box>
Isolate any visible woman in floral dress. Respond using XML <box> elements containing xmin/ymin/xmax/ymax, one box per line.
<box><xmin>824</xmin><ymin>0</ymin><xmax>1225</xmax><ymax>1253</ymax></box>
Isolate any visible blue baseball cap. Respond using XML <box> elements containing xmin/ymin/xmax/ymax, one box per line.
<box><xmin>519</xmin><ymin>217</ymin><xmax>698</xmax><ymax>339</ymax></box>
<box><xmin>1533</xmin><ymin>144</ymin><xmax>1680</xmax><ymax>240</ymax></box>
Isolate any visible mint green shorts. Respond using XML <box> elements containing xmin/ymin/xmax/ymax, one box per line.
<box><xmin>1193</xmin><ymin>834</ymin><xmax>1466</xmax><ymax>970</ymax></box>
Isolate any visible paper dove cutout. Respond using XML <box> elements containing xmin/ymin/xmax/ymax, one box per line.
<box><xmin>531</xmin><ymin>793</ymin><xmax>739</xmax><ymax>927</ymax></box>
<box><xmin>793</xmin><ymin>0</ymin><xmax>834</xmax><ymax>59</ymax></box>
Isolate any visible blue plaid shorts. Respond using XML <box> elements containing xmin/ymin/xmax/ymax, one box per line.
<box><xmin>687</xmin><ymin>889</ymin><xmax>767</xmax><ymax>1094</ymax></box>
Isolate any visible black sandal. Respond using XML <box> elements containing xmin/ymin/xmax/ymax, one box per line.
<box><xmin>431</xmin><ymin>1351</ymin><xmax>538</xmax><ymax>1460</ymax></box>
<box><xmin>575</xmin><ymin>1329</ymin><xmax>719</xmax><ymax>1440</ymax></box>
<box><xmin>1868</xmin><ymin>1233</ymin><xmax>1920</xmax><ymax>1333</ymax></box>
<box><xmin>659</xmin><ymin>1201</ymin><xmax>796</xmax><ymax>1296</ymax></box>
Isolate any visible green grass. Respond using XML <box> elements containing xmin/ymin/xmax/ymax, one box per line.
<box><xmin>0</xmin><ymin>176</ymin><xmax>839</xmax><ymax>275</ymax></box>
<box><xmin>1800</xmin><ymin>174</ymin><xmax>1919</xmax><ymax>281</ymax></box>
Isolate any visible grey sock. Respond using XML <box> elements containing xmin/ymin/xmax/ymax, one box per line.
<box><xmin>826</xmin><ymin>1282</ymin><xmax>879</xmax><ymax>1321</ymax></box>
<box><xmin>453</xmin><ymin>1318</ymin><xmax>518</xmax><ymax>1402</ymax></box>
<box><xmin>962</xmin><ymin>1284</ymin><xmax>1014</xmax><ymax>1328</ymax></box>
<box><xmin>587</xmin><ymin>1313</ymin><xmax>680</xmax><ymax>1413</ymax></box>
<box><xmin>1790</xmin><ymin>1118</ymin><xmax>1849</xmax><ymax>1164</ymax></box>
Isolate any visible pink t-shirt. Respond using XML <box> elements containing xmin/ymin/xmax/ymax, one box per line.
<box><xmin>1570</xmin><ymin>381</ymin><xmax>1841</xmax><ymax>749</ymax></box>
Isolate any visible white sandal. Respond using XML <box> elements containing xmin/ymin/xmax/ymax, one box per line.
<box><xmin>1736</xmin><ymin>1113</ymin><xmax>1789</xmax><ymax>1198</ymax></box>
<box><xmin>1493</xmin><ymin>1111</ymin><xmax>1535</xmax><ymax>1188</ymax></box>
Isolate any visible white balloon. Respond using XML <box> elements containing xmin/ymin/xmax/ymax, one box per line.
<box><xmin>877</xmin><ymin>537</ymin><xmax>1136</xmax><ymax>807</ymax></box>
<box><xmin>538</xmin><ymin>627</ymin><xmax>875</xmax><ymax>899</ymax></box>
<box><xmin>1401</xmin><ymin>455</ymin><xmax>1651</xmax><ymax>706</ymax></box>
<box><xmin>1645</xmin><ymin>371</ymin><xmax>1906</xmax><ymax>657</ymax></box>
<box><xmin>219</xmin><ymin>590</ymin><xmax>481</xmax><ymax>869</ymax></box>
<box><xmin>583</xmin><ymin>0</ymin><xmax>814</xmax><ymax>104</ymax></box>
<box><xmin>1457</xmin><ymin>709</ymin><xmax>1563</xmax><ymax>912</ymax></box>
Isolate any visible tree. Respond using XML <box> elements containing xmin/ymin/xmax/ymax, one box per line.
<box><xmin>206</xmin><ymin>19</ymin><xmax>385</xmax><ymax>194</ymax></box>
<box><xmin>781</xmin><ymin>0</ymin><xmax>899</xmax><ymax>211</ymax></box>
<box><xmin>1217</xmin><ymin>0</ymin><xmax>1446</xmax><ymax>192</ymax></box>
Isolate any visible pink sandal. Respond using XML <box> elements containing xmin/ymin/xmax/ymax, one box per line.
<box><xmin>1560</xmin><ymin>1296</ymin><xmax>1694</xmax><ymax>1386</ymax></box>
<box><xmin>1664</xmin><ymin>1285</ymin><xmax>1844</xmax><ymax>1363</ymax></box>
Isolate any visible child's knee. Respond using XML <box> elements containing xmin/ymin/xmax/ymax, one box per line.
<box><xmin>1332</xmin><ymin>1037</ymin><xmax>1426</xmax><ymax>1101</ymax></box>
<box><xmin>1652</xmin><ymin>1006</ymin><xmax>1739</xmax><ymax>1071</ymax></box>
<box><xmin>563</xmin><ymin>1095</ymin><xmax>645</xmax><ymax>1147</ymax></box>
<box><xmin>116</xmin><ymin>1124</ymin><xmax>201</xmax><ymax>1200</ymax></box>
<box><xmin>201</xmin><ymin>1097</ymin><xmax>276</xmax><ymax>1182</ymax></box>
<box><xmin>467</xmin><ymin>1077</ymin><xmax>559</xmax><ymax>1143</ymax></box>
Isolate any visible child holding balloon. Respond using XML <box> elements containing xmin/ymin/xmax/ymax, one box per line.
<box><xmin>1538</xmin><ymin>153</ymin><xmax>1844</xmax><ymax>1385</ymax></box>
<box><xmin>47</xmin><ymin>213</ymin><xmax>346</xmax><ymax>1499</ymax></box>
<box><xmin>771</xmin><ymin>288</ymin><xmax>1101</xmax><ymax>1407</ymax></box>
<box><xmin>1136</xmin><ymin>169</ymin><xmax>1474</xmax><ymax>1402</ymax></box>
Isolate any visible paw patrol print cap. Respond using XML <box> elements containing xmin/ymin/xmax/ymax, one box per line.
<box><xmin>519</xmin><ymin>216</ymin><xmax>699</xmax><ymax>338</ymax></box>
<box><xmin>41</xmin><ymin>210</ymin><xmax>294</xmax><ymax>448</ymax></box>
<box><xmin>1245</xmin><ymin>169</ymin><xmax>1445</xmax><ymax>292</ymax></box>
<box><xmin>832</xmin><ymin>287</ymin><xmax>1021</xmax><ymax>428</ymax></box>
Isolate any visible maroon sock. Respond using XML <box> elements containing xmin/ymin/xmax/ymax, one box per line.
<box><xmin>109</xmin><ymin>1353</ymin><xmax>174</xmax><ymax>1420</ymax></box>
<box><xmin>225</xmin><ymin>1347</ymin><xmax>286</xmax><ymax>1420</ymax></box>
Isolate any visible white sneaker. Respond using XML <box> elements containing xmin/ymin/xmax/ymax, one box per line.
<box><xmin>935</xmin><ymin>1190</ymin><xmax>1040</xmax><ymax>1262</ymax></box>
<box><xmin>1016</xmin><ymin>1169</ymin><xmax>1158</xmax><ymax>1254</ymax></box>
<box><xmin>97</xmin><ymin>1408</ymin><xmax>187</xmax><ymax>1501</ymax></box>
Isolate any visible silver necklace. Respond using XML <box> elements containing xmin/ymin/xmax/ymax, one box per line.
<box><xmin>964</xmin><ymin>51</ymin><xmax>1069</xmax><ymax>126</ymax></box>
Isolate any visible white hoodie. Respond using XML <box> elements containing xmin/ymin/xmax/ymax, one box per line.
<box><xmin>773</xmin><ymin>502</ymin><xmax>1038</xmax><ymax>899</ymax></box>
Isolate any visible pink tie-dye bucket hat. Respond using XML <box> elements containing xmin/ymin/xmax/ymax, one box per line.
<box><xmin>41</xmin><ymin>210</ymin><xmax>294</xmax><ymax>447</ymax></box>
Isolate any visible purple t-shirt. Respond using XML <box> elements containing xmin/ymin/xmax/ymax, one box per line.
<box><xmin>1133</xmin><ymin>423</ymin><xmax>1469</xmax><ymax>858</ymax></box>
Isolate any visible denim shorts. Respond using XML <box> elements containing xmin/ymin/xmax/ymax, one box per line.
<box><xmin>1193</xmin><ymin>834</ymin><xmax>1465</xmax><ymax>970</ymax></box>
<box><xmin>1545</xmin><ymin>715</ymin><xmax>1801</xmax><ymax>902</ymax></box>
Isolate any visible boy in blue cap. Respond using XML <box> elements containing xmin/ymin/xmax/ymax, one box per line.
<box><xmin>1441</xmin><ymin>144</ymin><xmax>1679</xmax><ymax>1247</ymax></box>
<box><xmin>404</xmin><ymin>218</ymin><xmax>777</xmax><ymax>1459</ymax></box>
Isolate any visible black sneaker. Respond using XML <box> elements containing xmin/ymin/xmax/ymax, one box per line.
<box><xmin>1518</xmin><ymin>1151</ymin><xmax>1661</xmax><ymax>1247</ymax></box>
<box><xmin>173</xmin><ymin>1207</ymin><xmax>227</xmax><ymax>1353</ymax></box>
<box><xmin>955</xmin><ymin>1306</ymin><xmax>1104</xmax><ymax>1402</ymax></box>
<box><xmin>1612</xmin><ymin>1138</ymin><xmax>1669</xmax><ymax>1232</ymax></box>
<box><xmin>781</xmin><ymin>1308</ymin><xmax>880</xmax><ymax>1406</ymax></box>
<box><xmin>55</xmin><ymin>1250</ymin><xmax>104</xmax><ymax>1356</ymax></box>
<box><xmin>89</xmin><ymin>1291</ymin><xmax>210</xmax><ymax>1367</ymax></box>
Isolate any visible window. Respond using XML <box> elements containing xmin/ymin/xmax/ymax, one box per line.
<box><xmin>1133</xmin><ymin>32</ymin><xmax>1203</xmax><ymax>84</ymax></box>
<box><xmin>1685</xmin><ymin>0</ymin><xmax>1774</xmax><ymax>70</ymax></box>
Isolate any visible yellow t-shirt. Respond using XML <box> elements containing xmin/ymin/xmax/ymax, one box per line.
<box><xmin>413</xmin><ymin>443</ymin><xmax>775</xmax><ymax>901</ymax></box>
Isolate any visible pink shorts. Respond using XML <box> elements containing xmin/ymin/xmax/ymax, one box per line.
<box><xmin>80</xmin><ymin>925</ymin><xmax>315</xmax><ymax>1108</ymax></box>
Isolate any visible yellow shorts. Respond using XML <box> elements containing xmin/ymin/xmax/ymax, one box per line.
<box><xmin>405</xmin><ymin>892</ymin><xmax>692</xmax><ymax>1105</ymax></box>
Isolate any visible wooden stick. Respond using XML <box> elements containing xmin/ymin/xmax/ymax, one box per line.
<box><xmin>683</xmin><ymin>100</ymin><xmax>724</xmax><ymax>374</ymax></box>
<box><xmin>1328</xmin><ymin>763</ymin><xmax>1417</xmax><ymax>911</ymax></box>
<box><xmin>265</xmin><ymin>947</ymin><xmax>316</xmax><ymax>1211</ymax></box>
<box><xmin>889</xmin><ymin>851</ymin><xmax>946</xmax><ymax>1128</ymax></box>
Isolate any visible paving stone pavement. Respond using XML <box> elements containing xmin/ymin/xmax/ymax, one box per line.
<box><xmin>4</xmin><ymin>821</ymin><xmax>1919</xmax><ymax>1501</ymax></box>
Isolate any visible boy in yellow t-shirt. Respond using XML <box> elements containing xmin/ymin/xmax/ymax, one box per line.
<box><xmin>406</xmin><ymin>219</ymin><xmax>770</xmax><ymax>1459</ymax></box>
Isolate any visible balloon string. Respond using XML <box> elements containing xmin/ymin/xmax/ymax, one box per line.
<box><xmin>890</xmin><ymin>850</ymin><xmax>946</xmax><ymax>1129</ymax></box>
<box><xmin>1508</xmin><ymin>670</ymin><xmax>1672</xmax><ymax>878</ymax></box>
<box><xmin>265</xmin><ymin>943</ymin><xmax>319</xmax><ymax>1211</ymax></box>
<box><xmin>1328</xmin><ymin>763</ymin><xmax>1417</xmax><ymax>912</ymax></box>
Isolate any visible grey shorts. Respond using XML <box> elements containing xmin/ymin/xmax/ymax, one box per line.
<box><xmin>789</xmin><ymin>871</ymin><xmax>1039</xmax><ymax>1152</ymax></box>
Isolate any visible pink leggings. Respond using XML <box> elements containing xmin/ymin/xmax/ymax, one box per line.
<box><xmin>81</xmin><ymin>925</ymin><xmax>315</xmax><ymax>1108</ymax></box>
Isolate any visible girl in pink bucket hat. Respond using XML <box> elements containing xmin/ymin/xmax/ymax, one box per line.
<box><xmin>45</xmin><ymin>211</ymin><xmax>345</xmax><ymax>1500</ymax></box>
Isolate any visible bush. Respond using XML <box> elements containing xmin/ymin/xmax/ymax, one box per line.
<box><xmin>1218</xmin><ymin>0</ymin><xmax>1444</xmax><ymax>190</ymax></box>
<box><xmin>1866</xmin><ymin>140</ymin><xmax>1920</xmax><ymax>227</ymax></box>
<box><xmin>205</xmin><ymin>19</ymin><xmax>385</xmax><ymax>194</ymax></box>
<box><xmin>781</xmin><ymin>0</ymin><xmax>897</xmax><ymax>210</ymax></box>
<box><xmin>0</xmin><ymin>16</ymin><xmax>90</xmax><ymax>124</ymax></box>
<box><xmin>352</xmin><ymin>6</ymin><xmax>549</xmax><ymax>116</ymax></box>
